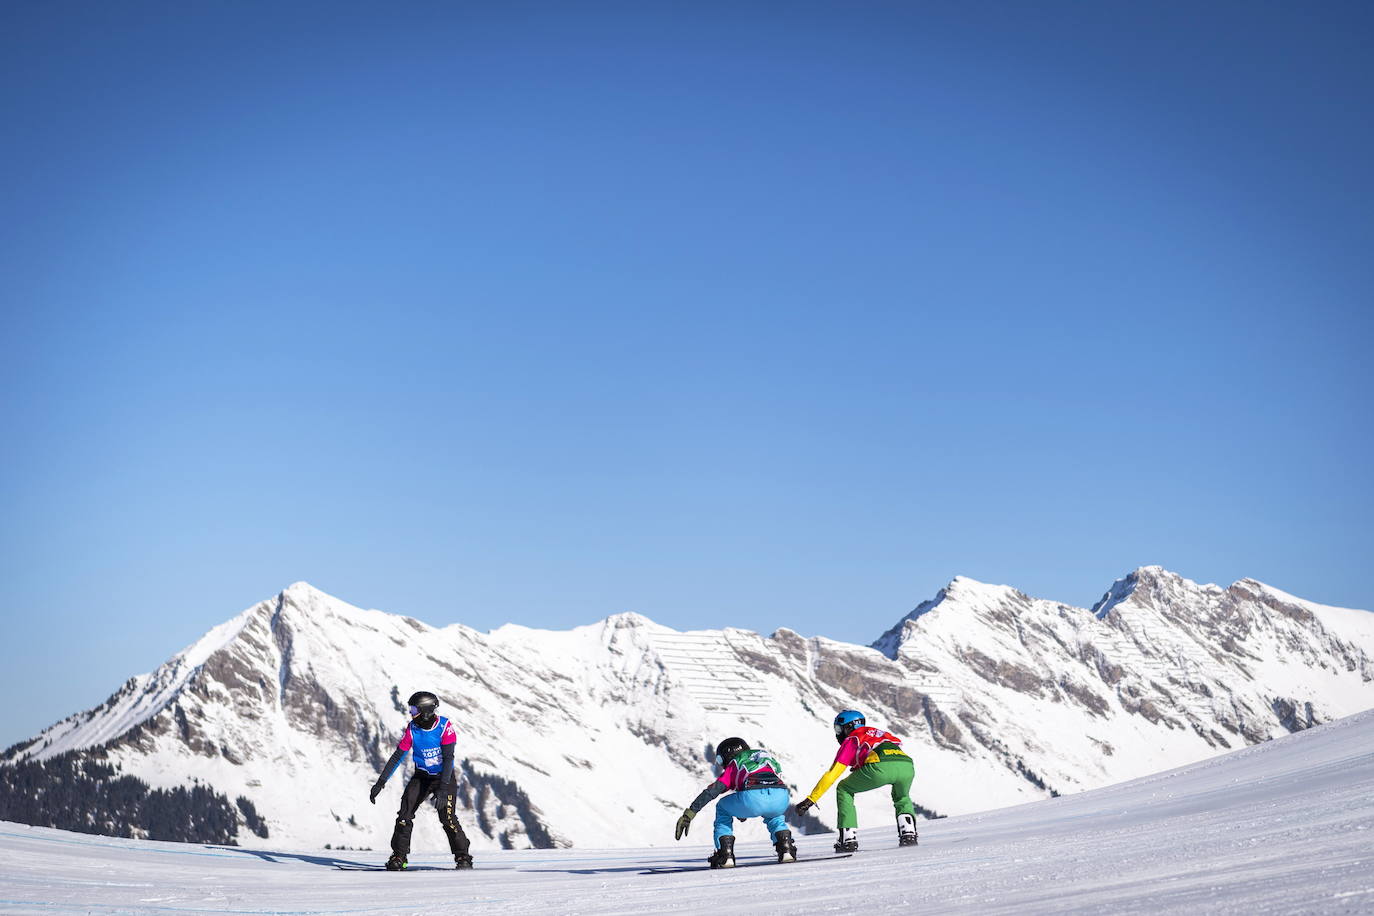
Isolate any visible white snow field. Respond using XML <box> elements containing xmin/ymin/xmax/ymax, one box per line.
<box><xmin>2</xmin><ymin>707</ymin><xmax>1371</xmax><ymax>916</ymax></box>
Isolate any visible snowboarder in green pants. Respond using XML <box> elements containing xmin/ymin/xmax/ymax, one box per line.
<box><xmin>794</xmin><ymin>710</ymin><xmax>918</xmax><ymax>851</ymax></box>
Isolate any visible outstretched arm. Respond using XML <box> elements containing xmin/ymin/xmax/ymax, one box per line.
<box><xmin>802</xmin><ymin>762</ymin><xmax>848</xmax><ymax>805</ymax></box>
<box><xmin>687</xmin><ymin>780</ymin><xmax>728</xmax><ymax>813</ymax></box>
<box><xmin>380</xmin><ymin>747</ymin><xmax>406</xmax><ymax>782</ymax></box>
<box><xmin>675</xmin><ymin>770</ymin><xmax>732</xmax><ymax>840</ymax></box>
<box><xmin>796</xmin><ymin>739</ymin><xmax>859</xmax><ymax>813</ymax></box>
<box><xmin>370</xmin><ymin>747</ymin><xmax>407</xmax><ymax>803</ymax></box>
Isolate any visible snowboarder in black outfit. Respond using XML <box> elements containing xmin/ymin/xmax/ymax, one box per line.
<box><xmin>369</xmin><ymin>691</ymin><xmax>473</xmax><ymax>870</ymax></box>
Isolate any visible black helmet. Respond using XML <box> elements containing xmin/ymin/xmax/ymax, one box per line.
<box><xmin>407</xmin><ymin>691</ymin><xmax>440</xmax><ymax>725</ymax></box>
<box><xmin>833</xmin><ymin>709</ymin><xmax>865</xmax><ymax>743</ymax></box>
<box><xmin>714</xmin><ymin>737</ymin><xmax>749</xmax><ymax>767</ymax></box>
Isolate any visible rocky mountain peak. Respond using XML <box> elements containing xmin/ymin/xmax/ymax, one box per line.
<box><xmin>869</xmin><ymin>576</ymin><xmax>1034</xmax><ymax>659</ymax></box>
<box><xmin>1091</xmin><ymin>572</ymin><xmax>1139</xmax><ymax>619</ymax></box>
<box><xmin>945</xmin><ymin>574</ymin><xmax>998</xmax><ymax>592</ymax></box>
<box><xmin>1090</xmin><ymin>566</ymin><xmax>1189</xmax><ymax>618</ymax></box>
<box><xmin>274</xmin><ymin>581</ymin><xmax>346</xmax><ymax>619</ymax></box>
<box><xmin>1092</xmin><ymin>566</ymin><xmax>1245</xmax><ymax>622</ymax></box>
<box><xmin>282</xmin><ymin>580</ymin><xmax>321</xmax><ymax>596</ymax></box>
<box><xmin>942</xmin><ymin>575</ymin><xmax>1030</xmax><ymax>609</ymax></box>
<box><xmin>602</xmin><ymin>611</ymin><xmax>656</xmax><ymax>629</ymax></box>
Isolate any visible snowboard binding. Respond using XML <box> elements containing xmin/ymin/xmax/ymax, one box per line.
<box><xmin>897</xmin><ymin>813</ymin><xmax>919</xmax><ymax>847</ymax></box>
<box><xmin>774</xmin><ymin>829</ymin><xmax>798</xmax><ymax>863</ymax></box>
<box><xmin>707</xmin><ymin>835</ymin><xmax>736</xmax><ymax>868</ymax></box>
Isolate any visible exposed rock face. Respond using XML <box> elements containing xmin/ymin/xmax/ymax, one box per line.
<box><xmin>3</xmin><ymin>570</ymin><xmax>1371</xmax><ymax>851</ymax></box>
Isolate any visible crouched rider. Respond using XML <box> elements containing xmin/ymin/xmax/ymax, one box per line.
<box><xmin>674</xmin><ymin>737</ymin><xmax>797</xmax><ymax>868</ymax></box>
<box><xmin>795</xmin><ymin>709</ymin><xmax>918</xmax><ymax>851</ymax></box>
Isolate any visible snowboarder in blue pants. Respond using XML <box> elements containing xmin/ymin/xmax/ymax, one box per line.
<box><xmin>673</xmin><ymin>737</ymin><xmax>797</xmax><ymax>868</ymax></box>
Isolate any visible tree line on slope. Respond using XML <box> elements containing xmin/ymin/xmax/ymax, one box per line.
<box><xmin>0</xmin><ymin>750</ymin><xmax>267</xmax><ymax>845</ymax></box>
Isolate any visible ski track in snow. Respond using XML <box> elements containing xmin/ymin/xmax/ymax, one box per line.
<box><xmin>2</xmin><ymin>709</ymin><xmax>1372</xmax><ymax>915</ymax></box>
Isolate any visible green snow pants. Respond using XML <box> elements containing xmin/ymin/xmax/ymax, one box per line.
<box><xmin>835</xmin><ymin>755</ymin><xmax>915</xmax><ymax>829</ymax></box>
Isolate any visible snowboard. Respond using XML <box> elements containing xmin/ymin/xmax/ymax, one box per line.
<box><xmin>334</xmin><ymin>864</ymin><xmax>509</xmax><ymax>872</ymax></box>
<box><xmin>335</xmin><ymin>864</ymin><xmax>455</xmax><ymax>872</ymax></box>
<box><xmin>640</xmin><ymin>853</ymin><xmax>852</xmax><ymax>875</ymax></box>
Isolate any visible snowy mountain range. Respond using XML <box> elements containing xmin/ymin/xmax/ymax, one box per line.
<box><xmin>6</xmin><ymin>705</ymin><xmax>1372</xmax><ymax>913</ymax></box>
<box><xmin>3</xmin><ymin>566</ymin><xmax>1372</xmax><ymax>853</ymax></box>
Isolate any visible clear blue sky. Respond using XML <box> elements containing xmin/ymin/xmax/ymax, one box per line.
<box><xmin>2</xmin><ymin>1</ymin><xmax>1371</xmax><ymax>748</ymax></box>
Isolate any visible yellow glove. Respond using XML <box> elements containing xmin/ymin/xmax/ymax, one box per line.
<box><xmin>674</xmin><ymin>808</ymin><xmax>696</xmax><ymax>840</ymax></box>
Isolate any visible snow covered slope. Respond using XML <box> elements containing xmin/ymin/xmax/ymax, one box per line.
<box><xmin>2</xmin><ymin>569</ymin><xmax>1371</xmax><ymax>852</ymax></box>
<box><xmin>2</xmin><ymin>706</ymin><xmax>1371</xmax><ymax>915</ymax></box>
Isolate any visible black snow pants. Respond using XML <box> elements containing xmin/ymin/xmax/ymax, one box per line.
<box><xmin>390</xmin><ymin>772</ymin><xmax>470</xmax><ymax>858</ymax></box>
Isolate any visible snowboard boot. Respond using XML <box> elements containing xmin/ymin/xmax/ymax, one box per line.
<box><xmin>384</xmin><ymin>854</ymin><xmax>407</xmax><ymax>871</ymax></box>
<box><xmin>707</xmin><ymin>835</ymin><xmax>736</xmax><ymax>869</ymax></box>
<box><xmin>773</xmin><ymin>829</ymin><xmax>798</xmax><ymax>863</ymax></box>
<box><xmin>897</xmin><ymin>813</ymin><xmax>919</xmax><ymax>847</ymax></box>
<box><xmin>454</xmin><ymin>854</ymin><xmax>474</xmax><ymax>870</ymax></box>
<box><xmin>833</xmin><ymin>827</ymin><xmax>858</xmax><ymax>853</ymax></box>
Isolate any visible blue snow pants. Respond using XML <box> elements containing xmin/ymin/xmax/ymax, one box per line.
<box><xmin>713</xmin><ymin>787</ymin><xmax>790</xmax><ymax>849</ymax></box>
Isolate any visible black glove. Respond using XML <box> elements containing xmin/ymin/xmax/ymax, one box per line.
<box><xmin>795</xmin><ymin>798</ymin><xmax>814</xmax><ymax>816</ymax></box>
<box><xmin>369</xmin><ymin>781</ymin><xmax>384</xmax><ymax>804</ymax></box>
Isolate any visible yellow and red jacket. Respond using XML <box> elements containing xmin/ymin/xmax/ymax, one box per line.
<box><xmin>803</xmin><ymin>726</ymin><xmax>909</xmax><ymax>803</ymax></box>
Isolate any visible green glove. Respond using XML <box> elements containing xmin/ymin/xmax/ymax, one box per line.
<box><xmin>674</xmin><ymin>808</ymin><xmax>696</xmax><ymax>840</ymax></box>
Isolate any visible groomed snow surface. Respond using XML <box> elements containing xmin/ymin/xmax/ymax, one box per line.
<box><xmin>3</xmin><ymin>708</ymin><xmax>1372</xmax><ymax>915</ymax></box>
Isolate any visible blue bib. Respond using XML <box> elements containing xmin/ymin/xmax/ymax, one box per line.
<box><xmin>406</xmin><ymin>715</ymin><xmax>452</xmax><ymax>775</ymax></box>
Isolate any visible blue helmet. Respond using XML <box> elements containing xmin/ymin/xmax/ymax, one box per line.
<box><xmin>833</xmin><ymin>710</ymin><xmax>865</xmax><ymax>743</ymax></box>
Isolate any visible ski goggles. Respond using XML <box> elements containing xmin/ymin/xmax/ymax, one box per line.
<box><xmin>408</xmin><ymin>704</ymin><xmax>436</xmax><ymax>717</ymax></box>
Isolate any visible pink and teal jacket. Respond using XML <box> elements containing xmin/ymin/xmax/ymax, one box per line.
<box><xmin>688</xmin><ymin>748</ymin><xmax>787</xmax><ymax>813</ymax></box>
